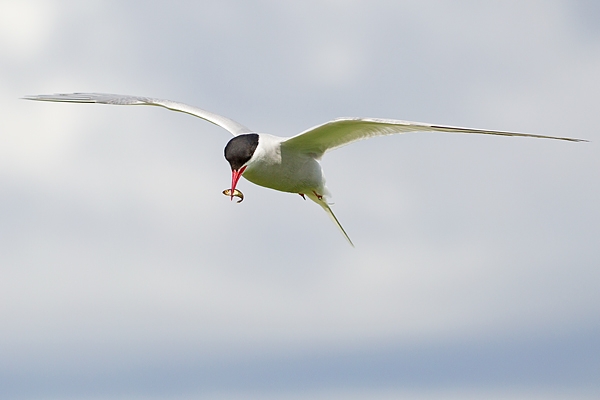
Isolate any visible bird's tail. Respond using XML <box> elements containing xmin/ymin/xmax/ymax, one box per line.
<box><xmin>307</xmin><ymin>193</ymin><xmax>354</xmax><ymax>247</ymax></box>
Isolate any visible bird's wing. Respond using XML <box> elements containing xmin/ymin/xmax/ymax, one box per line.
<box><xmin>24</xmin><ymin>93</ymin><xmax>253</xmax><ymax>136</ymax></box>
<box><xmin>281</xmin><ymin>117</ymin><xmax>586</xmax><ymax>158</ymax></box>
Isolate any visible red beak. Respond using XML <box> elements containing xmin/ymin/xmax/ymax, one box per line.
<box><xmin>230</xmin><ymin>166</ymin><xmax>246</xmax><ymax>201</ymax></box>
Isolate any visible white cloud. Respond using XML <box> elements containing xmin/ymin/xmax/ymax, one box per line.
<box><xmin>0</xmin><ymin>0</ymin><xmax>58</xmax><ymax>61</ymax></box>
<box><xmin>0</xmin><ymin>1</ymin><xmax>598</xmax><ymax>397</ymax></box>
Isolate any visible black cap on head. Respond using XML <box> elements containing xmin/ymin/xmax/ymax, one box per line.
<box><xmin>224</xmin><ymin>133</ymin><xmax>259</xmax><ymax>170</ymax></box>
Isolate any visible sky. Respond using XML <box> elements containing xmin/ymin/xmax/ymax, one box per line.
<box><xmin>0</xmin><ymin>0</ymin><xmax>599</xmax><ymax>399</ymax></box>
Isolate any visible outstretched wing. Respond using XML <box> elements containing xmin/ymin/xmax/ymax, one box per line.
<box><xmin>24</xmin><ymin>93</ymin><xmax>253</xmax><ymax>136</ymax></box>
<box><xmin>282</xmin><ymin>117</ymin><xmax>586</xmax><ymax>158</ymax></box>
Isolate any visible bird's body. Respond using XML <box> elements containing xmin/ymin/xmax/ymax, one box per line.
<box><xmin>25</xmin><ymin>93</ymin><xmax>586</xmax><ymax>246</ymax></box>
<box><xmin>224</xmin><ymin>132</ymin><xmax>347</xmax><ymax>241</ymax></box>
<box><xmin>243</xmin><ymin>134</ymin><xmax>323</xmax><ymax>194</ymax></box>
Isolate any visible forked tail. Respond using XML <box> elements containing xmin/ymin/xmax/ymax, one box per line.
<box><xmin>307</xmin><ymin>193</ymin><xmax>354</xmax><ymax>247</ymax></box>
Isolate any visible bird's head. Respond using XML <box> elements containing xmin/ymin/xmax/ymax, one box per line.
<box><xmin>223</xmin><ymin>133</ymin><xmax>259</xmax><ymax>201</ymax></box>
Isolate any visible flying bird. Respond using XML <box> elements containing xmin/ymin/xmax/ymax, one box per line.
<box><xmin>25</xmin><ymin>93</ymin><xmax>585</xmax><ymax>246</ymax></box>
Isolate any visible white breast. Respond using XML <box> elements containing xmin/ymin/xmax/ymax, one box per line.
<box><xmin>242</xmin><ymin>134</ymin><xmax>325</xmax><ymax>194</ymax></box>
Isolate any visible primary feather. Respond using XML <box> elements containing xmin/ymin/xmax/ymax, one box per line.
<box><xmin>23</xmin><ymin>93</ymin><xmax>252</xmax><ymax>136</ymax></box>
<box><xmin>282</xmin><ymin>117</ymin><xmax>585</xmax><ymax>158</ymax></box>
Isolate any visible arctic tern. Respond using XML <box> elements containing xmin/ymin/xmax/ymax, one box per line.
<box><xmin>25</xmin><ymin>93</ymin><xmax>585</xmax><ymax>246</ymax></box>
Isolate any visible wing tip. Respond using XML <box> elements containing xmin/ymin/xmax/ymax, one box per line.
<box><xmin>21</xmin><ymin>93</ymin><xmax>87</xmax><ymax>102</ymax></box>
<box><xmin>22</xmin><ymin>94</ymin><xmax>42</xmax><ymax>101</ymax></box>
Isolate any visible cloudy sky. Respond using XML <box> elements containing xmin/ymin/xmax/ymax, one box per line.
<box><xmin>1</xmin><ymin>1</ymin><xmax>599</xmax><ymax>399</ymax></box>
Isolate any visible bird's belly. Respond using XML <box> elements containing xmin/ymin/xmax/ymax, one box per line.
<box><xmin>242</xmin><ymin>156</ymin><xmax>323</xmax><ymax>194</ymax></box>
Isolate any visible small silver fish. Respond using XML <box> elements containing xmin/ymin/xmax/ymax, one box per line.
<box><xmin>222</xmin><ymin>188</ymin><xmax>244</xmax><ymax>203</ymax></box>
